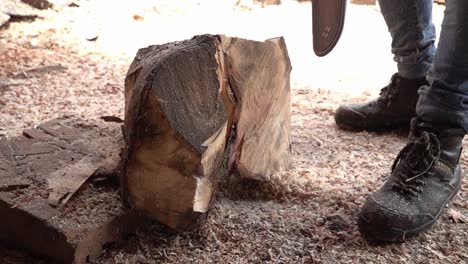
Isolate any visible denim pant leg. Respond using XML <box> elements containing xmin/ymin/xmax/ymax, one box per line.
<box><xmin>378</xmin><ymin>0</ymin><xmax>436</xmax><ymax>79</ymax></box>
<box><xmin>417</xmin><ymin>0</ymin><xmax>468</xmax><ymax>131</ymax></box>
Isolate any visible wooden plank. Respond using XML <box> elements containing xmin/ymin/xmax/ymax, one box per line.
<box><xmin>0</xmin><ymin>116</ymin><xmax>135</xmax><ymax>263</ymax></box>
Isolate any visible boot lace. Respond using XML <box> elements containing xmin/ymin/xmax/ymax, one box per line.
<box><xmin>391</xmin><ymin>132</ymin><xmax>441</xmax><ymax>196</ymax></box>
<box><xmin>377</xmin><ymin>74</ymin><xmax>400</xmax><ymax>106</ymax></box>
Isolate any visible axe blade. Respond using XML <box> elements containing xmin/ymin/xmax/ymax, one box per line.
<box><xmin>312</xmin><ymin>0</ymin><xmax>347</xmax><ymax>57</ymax></box>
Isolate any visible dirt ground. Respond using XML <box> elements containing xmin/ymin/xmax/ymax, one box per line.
<box><xmin>0</xmin><ymin>0</ymin><xmax>466</xmax><ymax>263</ymax></box>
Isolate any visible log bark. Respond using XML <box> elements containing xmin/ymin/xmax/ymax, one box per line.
<box><xmin>0</xmin><ymin>116</ymin><xmax>137</xmax><ymax>263</ymax></box>
<box><xmin>122</xmin><ymin>34</ymin><xmax>292</xmax><ymax>230</ymax></box>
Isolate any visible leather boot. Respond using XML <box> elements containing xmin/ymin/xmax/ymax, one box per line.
<box><xmin>335</xmin><ymin>74</ymin><xmax>427</xmax><ymax>132</ymax></box>
<box><xmin>358</xmin><ymin>118</ymin><xmax>464</xmax><ymax>242</ymax></box>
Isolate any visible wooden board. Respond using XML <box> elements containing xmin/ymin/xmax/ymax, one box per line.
<box><xmin>0</xmin><ymin>116</ymin><xmax>140</xmax><ymax>263</ymax></box>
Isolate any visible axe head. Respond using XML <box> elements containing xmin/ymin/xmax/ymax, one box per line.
<box><xmin>312</xmin><ymin>0</ymin><xmax>347</xmax><ymax>57</ymax></box>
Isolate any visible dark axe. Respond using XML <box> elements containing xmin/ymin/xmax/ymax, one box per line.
<box><xmin>312</xmin><ymin>0</ymin><xmax>347</xmax><ymax>57</ymax></box>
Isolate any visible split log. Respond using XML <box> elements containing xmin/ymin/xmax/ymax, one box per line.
<box><xmin>122</xmin><ymin>34</ymin><xmax>292</xmax><ymax>230</ymax></box>
<box><xmin>0</xmin><ymin>116</ymin><xmax>137</xmax><ymax>263</ymax></box>
<box><xmin>122</xmin><ymin>35</ymin><xmax>234</xmax><ymax>231</ymax></box>
<box><xmin>223</xmin><ymin>37</ymin><xmax>292</xmax><ymax>180</ymax></box>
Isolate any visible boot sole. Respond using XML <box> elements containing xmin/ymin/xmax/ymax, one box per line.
<box><xmin>358</xmin><ymin>165</ymin><xmax>463</xmax><ymax>243</ymax></box>
<box><xmin>336</xmin><ymin>121</ymin><xmax>409</xmax><ymax>133</ymax></box>
<box><xmin>334</xmin><ymin>106</ymin><xmax>412</xmax><ymax>132</ymax></box>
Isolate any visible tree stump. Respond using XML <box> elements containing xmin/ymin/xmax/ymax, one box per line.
<box><xmin>122</xmin><ymin>35</ymin><xmax>292</xmax><ymax>230</ymax></box>
<box><xmin>0</xmin><ymin>116</ymin><xmax>140</xmax><ymax>263</ymax></box>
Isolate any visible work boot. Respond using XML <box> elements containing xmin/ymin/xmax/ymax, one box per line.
<box><xmin>335</xmin><ymin>74</ymin><xmax>427</xmax><ymax>131</ymax></box>
<box><xmin>358</xmin><ymin>118</ymin><xmax>464</xmax><ymax>243</ymax></box>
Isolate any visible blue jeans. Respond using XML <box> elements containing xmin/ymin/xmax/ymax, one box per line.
<box><xmin>379</xmin><ymin>0</ymin><xmax>468</xmax><ymax>131</ymax></box>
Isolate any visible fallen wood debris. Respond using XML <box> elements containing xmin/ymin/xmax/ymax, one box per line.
<box><xmin>0</xmin><ymin>116</ymin><xmax>135</xmax><ymax>263</ymax></box>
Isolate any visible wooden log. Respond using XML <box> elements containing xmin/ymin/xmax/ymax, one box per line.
<box><xmin>0</xmin><ymin>116</ymin><xmax>139</xmax><ymax>263</ymax></box>
<box><xmin>122</xmin><ymin>35</ymin><xmax>292</xmax><ymax>230</ymax></box>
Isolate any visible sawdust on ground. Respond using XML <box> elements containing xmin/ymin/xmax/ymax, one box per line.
<box><xmin>0</xmin><ymin>0</ymin><xmax>466</xmax><ymax>263</ymax></box>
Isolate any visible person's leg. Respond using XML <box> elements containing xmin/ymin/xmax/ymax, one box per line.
<box><xmin>379</xmin><ymin>0</ymin><xmax>436</xmax><ymax>79</ymax></box>
<box><xmin>358</xmin><ymin>0</ymin><xmax>467</xmax><ymax>242</ymax></box>
<box><xmin>417</xmin><ymin>0</ymin><xmax>468</xmax><ymax>131</ymax></box>
<box><xmin>334</xmin><ymin>0</ymin><xmax>434</xmax><ymax>132</ymax></box>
